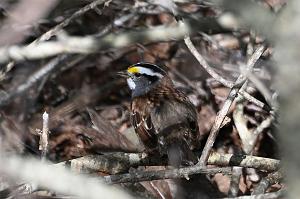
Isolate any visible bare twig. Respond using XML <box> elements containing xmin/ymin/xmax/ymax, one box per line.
<box><xmin>239</xmin><ymin>91</ymin><xmax>265</xmax><ymax>109</ymax></box>
<box><xmin>229</xmin><ymin>93</ymin><xmax>247</xmax><ymax>196</ymax></box>
<box><xmin>252</xmin><ymin>170</ymin><xmax>284</xmax><ymax>195</ymax></box>
<box><xmin>103</xmin><ymin>150</ymin><xmax>279</xmax><ymax>184</ymax></box>
<box><xmin>57</xmin><ymin>152</ymin><xmax>151</xmax><ymax>174</ymax></box>
<box><xmin>184</xmin><ymin>36</ymin><xmax>234</xmax><ymax>87</ymax></box>
<box><xmin>198</xmin><ymin>46</ymin><xmax>266</xmax><ymax>166</ymax></box>
<box><xmin>234</xmin><ymin>92</ymin><xmax>274</xmax><ymax>155</ymax></box>
<box><xmin>32</xmin><ymin>0</ymin><xmax>108</xmax><ymax>44</ymax></box>
<box><xmin>198</xmin><ymin>77</ymin><xmax>242</xmax><ymax>166</ymax></box>
<box><xmin>1</xmin><ymin>152</ymin><xmax>279</xmax><ymax>196</ymax></box>
<box><xmin>240</xmin><ymin>68</ymin><xmax>278</xmax><ymax>110</ymax></box>
<box><xmin>184</xmin><ymin>36</ymin><xmax>266</xmax><ymax>110</ymax></box>
<box><xmin>0</xmin><ymin>62</ymin><xmax>14</xmax><ymax>81</ymax></box>
<box><xmin>230</xmin><ymin>88</ymin><xmax>258</xmax><ymax>196</ymax></box>
<box><xmin>39</xmin><ymin>111</ymin><xmax>49</xmax><ymax>162</ymax></box>
<box><xmin>253</xmin><ymin>116</ymin><xmax>274</xmax><ymax>137</ymax></box>
<box><xmin>57</xmin><ymin>152</ymin><xmax>280</xmax><ymax>175</ymax></box>
<box><xmin>2</xmin><ymin>0</ymin><xmax>111</xmax><ymax>83</ymax></box>
<box><xmin>233</xmin><ymin>102</ymin><xmax>256</xmax><ymax>154</ymax></box>
<box><xmin>0</xmin><ymin>55</ymin><xmax>68</xmax><ymax>107</ymax></box>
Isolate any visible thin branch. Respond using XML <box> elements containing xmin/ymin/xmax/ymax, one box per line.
<box><xmin>198</xmin><ymin>77</ymin><xmax>242</xmax><ymax>166</ymax></box>
<box><xmin>198</xmin><ymin>46</ymin><xmax>265</xmax><ymax>166</ymax></box>
<box><xmin>184</xmin><ymin>36</ymin><xmax>234</xmax><ymax>88</ymax></box>
<box><xmin>39</xmin><ymin>111</ymin><xmax>49</xmax><ymax>162</ymax></box>
<box><xmin>0</xmin><ymin>55</ymin><xmax>68</xmax><ymax>107</ymax></box>
<box><xmin>252</xmin><ymin>170</ymin><xmax>284</xmax><ymax>195</ymax></box>
<box><xmin>184</xmin><ymin>36</ymin><xmax>266</xmax><ymax>110</ymax></box>
<box><xmin>238</xmin><ymin>90</ymin><xmax>265</xmax><ymax>110</ymax></box>
<box><xmin>230</xmin><ymin>83</ymin><xmax>260</xmax><ymax>196</ymax></box>
<box><xmin>252</xmin><ymin>116</ymin><xmax>274</xmax><ymax>137</ymax></box>
<box><xmin>233</xmin><ymin>102</ymin><xmax>255</xmax><ymax>154</ymax></box>
<box><xmin>240</xmin><ymin>67</ymin><xmax>278</xmax><ymax>110</ymax></box>
<box><xmin>32</xmin><ymin>0</ymin><xmax>108</xmax><ymax>43</ymax></box>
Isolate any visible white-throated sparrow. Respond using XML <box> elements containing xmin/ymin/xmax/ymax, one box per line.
<box><xmin>119</xmin><ymin>63</ymin><xmax>200</xmax><ymax>166</ymax></box>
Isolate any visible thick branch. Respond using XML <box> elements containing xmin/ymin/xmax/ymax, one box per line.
<box><xmin>58</xmin><ymin>152</ymin><xmax>280</xmax><ymax>176</ymax></box>
<box><xmin>208</xmin><ymin>152</ymin><xmax>279</xmax><ymax>172</ymax></box>
<box><xmin>0</xmin><ymin>15</ymin><xmax>234</xmax><ymax>64</ymax></box>
<box><xmin>0</xmin><ymin>23</ymin><xmax>189</xmax><ymax>63</ymax></box>
<box><xmin>103</xmin><ymin>166</ymin><xmax>231</xmax><ymax>184</ymax></box>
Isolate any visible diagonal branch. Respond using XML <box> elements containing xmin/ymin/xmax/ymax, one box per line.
<box><xmin>184</xmin><ymin>37</ymin><xmax>266</xmax><ymax>110</ymax></box>
<box><xmin>58</xmin><ymin>152</ymin><xmax>280</xmax><ymax>179</ymax></box>
<box><xmin>197</xmin><ymin>46</ymin><xmax>265</xmax><ymax>166</ymax></box>
<box><xmin>32</xmin><ymin>0</ymin><xmax>108</xmax><ymax>44</ymax></box>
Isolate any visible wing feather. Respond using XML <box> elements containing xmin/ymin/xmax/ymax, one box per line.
<box><xmin>131</xmin><ymin>110</ymin><xmax>157</xmax><ymax>151</ymax></box>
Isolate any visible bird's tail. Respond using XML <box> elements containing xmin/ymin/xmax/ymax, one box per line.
<box><xmin>166</xmin><ymin>139</ymin><xmax>198</xmax><ymax>167</ymax></box>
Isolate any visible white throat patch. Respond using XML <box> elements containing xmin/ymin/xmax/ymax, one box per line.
<box><xmin>127</xmin><ymin>78</ymin><xmax>136</xmax><ymax>90</ymax></box>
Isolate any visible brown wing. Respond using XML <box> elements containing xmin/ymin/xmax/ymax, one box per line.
<box><xmin>150</xmin><ymin>78</ymin><xmax>200</xmax><ymax>150</ymax></box>
<box><xmin>131</xmin><ymin>98</ymin><xmax>158</xmax><ymax>152</ymax></box>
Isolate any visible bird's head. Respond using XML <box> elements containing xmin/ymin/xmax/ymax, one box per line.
<box><xmin>118</xmin><ymin>62</ymin><xmax>167</xmax><ymax>97</ymax></box>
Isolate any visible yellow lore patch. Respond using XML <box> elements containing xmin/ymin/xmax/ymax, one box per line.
<box><xmin>127</xmin><ymin>66</ymin><xmax>139</xmax><ymax>74</ymax></box>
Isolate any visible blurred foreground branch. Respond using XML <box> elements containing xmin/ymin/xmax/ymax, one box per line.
<box><xmin>0</xmin><ymin>23</ymin><xmax>190</xmax><ymax>63</ymax></box>
<box><xmin>274</xmin><ymin>0</ymin><xmax>300</xmax><ymax>198</ymax></box>
<box><xmin>0</xmin><ymin>154</ymin><xmax>133</xmax><ymax>199</ymax></box>
<box><xmin>0</xmin><ymin>14</ymin><xmax>235</xmax><ymax>64</ymax></box>
<box><xmin>0</xmin><ymin>0</ymin><xmax>59</xmax><ymax>45</ymax></box>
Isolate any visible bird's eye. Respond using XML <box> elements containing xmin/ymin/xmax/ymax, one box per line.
<box><xmin>135</xmin><ymin>73</ymin><xmax>141</xmax><ymax>77</ymax></box>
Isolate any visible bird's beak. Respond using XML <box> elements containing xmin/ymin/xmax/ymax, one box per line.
<box><xmin>117</xmin><ymin>70</ymin><xmax>129</xmax><ymax>78</ymax></box>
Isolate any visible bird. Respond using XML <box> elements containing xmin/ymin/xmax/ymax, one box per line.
<box><xmin>119</xmin><ymin>62</ymin><xmax>200</xmax><ymax>166</ymax></box>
